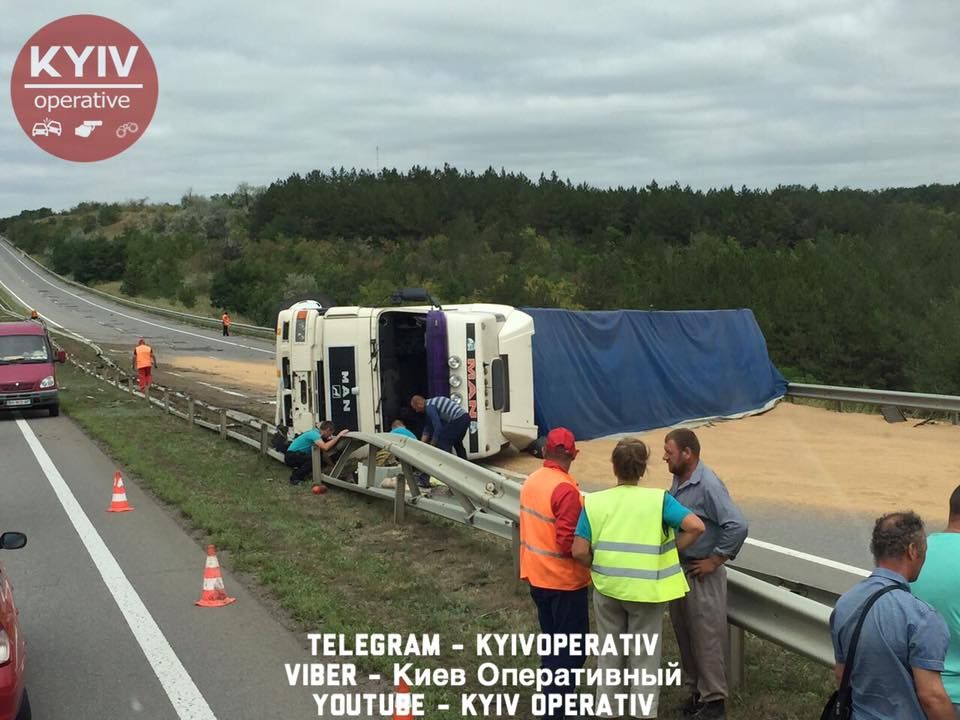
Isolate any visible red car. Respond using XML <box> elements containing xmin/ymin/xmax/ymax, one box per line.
<box><xmin>0</xmin><ymin>319</ymin><xmax>66</xmax><ymax>416</ymax></box>
<box><xmin>0</xmin><ymin>531</ymin><xmax>28</xmax><ymax>720</ymax></box>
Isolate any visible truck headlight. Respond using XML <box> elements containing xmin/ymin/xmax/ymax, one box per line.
<box><xmin>40</xmin><ymin>375</ymin><xmax>55</xmax><ymax>389</ymax></box>
<box><xmin>0</xmin><ymin>628</ymin><xmax>9</xmax><ymax>664</ymax></box>
<box><xmin>450</xmin><ymin>392</ymin><xmax>463</xmax><ymax>405</ymax></box>
<box><xmin>447</xmin><ymin>356</ymin><xmax>461</xmax><ymax>370</ymax></box>
<box><xmin>449</xmin><ymin>374</ymin><xmax>462</xmax><ymax>388</ymax></box>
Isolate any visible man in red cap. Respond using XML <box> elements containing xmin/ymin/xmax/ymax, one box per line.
<box><xmin>519</xmin><ymin>427</ymin><xmax>591</xmax><ymax>719</ymax></box>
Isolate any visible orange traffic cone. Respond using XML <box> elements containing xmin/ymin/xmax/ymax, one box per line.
<box><xmin>393</xmin><ymin>679</ymin><xmax>413</xmax><ymax>720</ymax></box>
<box><xmin>107</xmin><ymin>471</ymin><xmax>134</xmax><ymax>513</ymax></box>
<box><xmin>195</xmin><ymin>545</ymin><xmax>236</xmax><ymax>608</ymax></box>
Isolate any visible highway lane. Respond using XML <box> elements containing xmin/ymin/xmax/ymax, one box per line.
<box><xmin>0</xmin><ymin>238</ymin><xmax>274</xmax><ymax>364</ymax></box>
<box><xmin>1</xmin><ymin>410</ymin><xmax>332</xmax><ymax>719</ymax></box>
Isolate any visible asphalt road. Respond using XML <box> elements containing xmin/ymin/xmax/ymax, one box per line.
<box><xmin>0</xmin><ymin>238</ymin><xmax>274</xmax><ymax>364</ymax></box>
<box><xmin>1</xmin><ymin>410</ymin><xmax>336</xmax><ymax>718</ymax></box>
<box><xmin>0</xmin><ymin>237</ymin><xmax>876</xmax><ymax>591</ymax></box>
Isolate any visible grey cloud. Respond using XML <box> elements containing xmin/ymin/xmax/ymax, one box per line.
<box><xmin>2</xmin><ymin>1</ymin><xmax>960</xmax><ymax>216</ymax></box>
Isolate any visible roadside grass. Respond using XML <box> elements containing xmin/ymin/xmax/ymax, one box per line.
<box><xmin>57</xmin><ymin>362</ymin><xmax>833</xmax><ymax>719</ymax></box>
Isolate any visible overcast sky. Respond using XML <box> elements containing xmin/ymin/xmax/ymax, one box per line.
<box><xmin>2</xmin><ymin>1</ymin><xmax>959</xmax><ymax>216</ymax></box>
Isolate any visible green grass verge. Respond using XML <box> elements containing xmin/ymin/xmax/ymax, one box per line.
<box><xmin>58</xmin><ymin>362</ymin><xmax>833</xmax><ymax>719</ymax></box>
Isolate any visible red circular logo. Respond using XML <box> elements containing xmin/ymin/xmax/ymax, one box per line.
<box><xmin>10</xmin><ymin>15</ymin><xmax>158</xmax><ymax>162</ymax></box>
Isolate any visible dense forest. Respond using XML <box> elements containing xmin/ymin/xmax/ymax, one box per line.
<box><xmin>3</xmin><ymin>166</ymin><xmax>960</xmax><ymax>394</ymax></box>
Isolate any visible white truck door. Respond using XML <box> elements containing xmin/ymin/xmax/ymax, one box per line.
<box><xmin>321</xmin><ymin>308</ymin><xmax>375</xmax><ymax>434</ymax></box>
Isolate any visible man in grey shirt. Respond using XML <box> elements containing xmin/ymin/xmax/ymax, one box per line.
<box><xmin>664</xmin><ymin>429</ymin><xmax>748</xmax><ymax>720</ymax></box>
<box><xmin>831</xmin><ymin>511</ymin><xmax>953</xmax><ymax>719</ymax></box>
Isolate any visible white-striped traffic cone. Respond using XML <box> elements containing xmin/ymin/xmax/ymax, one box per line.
<box><xmin>107</xmin><ymin>471</ymin><xmax>133</xmax><ymax>513</ymax></box>
<box><xmin>195</xmin><ymin>545</ymin><xmax>236</xmax><ymax>608</ymax></box>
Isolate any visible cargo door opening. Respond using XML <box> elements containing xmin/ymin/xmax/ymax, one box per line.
<box><xmin>377</xmin><ymin>312</ymin><xmax>427</xmax><ymax>437</ymax></box>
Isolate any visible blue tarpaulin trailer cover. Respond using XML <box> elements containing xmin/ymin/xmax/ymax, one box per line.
<box><xmin>523</xmin><ymin>308</ymin><xmax>788</xmax><ymax>441</ymax></box>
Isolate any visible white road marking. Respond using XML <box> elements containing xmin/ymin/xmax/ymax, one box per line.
<box><xmin>15</xmin><ymin>418</ymin><xmax>220</xmax><ymax>720</ymax></box>
<box><xmin>0</xmin><ymin>243</ymin><xmax>272</xmax><ymax>355</ymax></box>
<box><xmin>744</xmin><ymin>537</ymin><xmax>870</xmax><ymax>576</ymax></box>
<box><xmin>197</xmin><ymin>381</ymin><xmax>248</xmax><ymax>398</ymax></box>
<box><xmin>0</xmin><ymin>276</ymin><xmax>64</xmax><ymax>328</ymax></box>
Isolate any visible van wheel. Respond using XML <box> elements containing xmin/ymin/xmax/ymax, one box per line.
<box><xmin>16</xmin><ymin>689</ymin><xmax>31</xmax><ymax>720</ymax></box>
<box><xmin>49</xmin><ymin>404</ymin><xmax>60</xmax><ymax>417</ymax></box>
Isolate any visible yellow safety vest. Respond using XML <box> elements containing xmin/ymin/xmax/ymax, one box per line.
<box><xmin>584</xmin><ymin>485</ymin><xmax>689</xmax><ymax>603</ymax></box>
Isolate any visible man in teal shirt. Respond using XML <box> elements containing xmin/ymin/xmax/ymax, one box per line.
<box><xmin>912</xmin><ymin>485</ymin><xmax>960</xmax><ymax>712</ymax></box>
<box><xmin>284</xmin><ymin>420</ymin><xmax>348</xmax><ymax>485</ymax></box>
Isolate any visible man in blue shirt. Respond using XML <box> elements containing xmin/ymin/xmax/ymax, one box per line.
<box><xmin>830</xmin><ymin>511</ymin><xmax>953</xmax><ymax>720</ymax></box>
<box><xmin>664</xmin><ymin>429</ymin><xmax>748</xmax><ymax>720</ymax></box>
<box><xmin>912</xmin><ymin>487</ymin><xmax>960</xmax><ymax>716</ymax></box>
<box><xmin>410</xmin><ymin>395</ymin><xmax>470</xmax><ymax>460</ymax></box>
<box><xmin>283</xmin><ymin>420</ymin><xmax>348</xmax><ymax>485</ymax></box>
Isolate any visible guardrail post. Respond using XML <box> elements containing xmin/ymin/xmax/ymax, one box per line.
<box><xmin>187</xmin><ymin>399</ymin><xmax>195</xmax><ymax>426</ymax></box>
<box><xmin>144</xmin><ymin>384</ymin><xmax>151</xmax><ymax>403</ymax></box>
<box><xmin>953</xmin><ymin>412</ymin><xmax>959</xmax><ymax>426</ymax></box>
<box><xmin>126</xmin><ymin>376</ymin><xmax>133</xmax><ymax>394</ymax></box>
<box><xmin>394</xmin><ymin>466</ymin><xmax>406</xmax><ymax>525</ymax></box>
<box><xmin>260</xmin><ymin>423</ymin><xmax>269</xmax><ymax>455</ymax></box>
<box><xmin>726</xmin><ymin>625</ymin><xmax>744</xmax><ymax>691</ymax></box>
<box><xmin>219</xmin><ymin>409</ymin><xmax>227</xmax><ymax>440</ymax></box>
<box><xmin>163</xmin><ymin>389</ymin><xmax>170</xmax><ymax>413</ymax></box>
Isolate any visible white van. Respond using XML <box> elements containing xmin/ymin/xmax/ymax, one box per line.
<box><xmin>274</xmin><ymin>296</ymin><xmax>538</xmax><ymax>460</ymax></box>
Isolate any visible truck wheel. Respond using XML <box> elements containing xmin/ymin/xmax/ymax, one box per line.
<box><xmin>16</xmin><ymin>689</ymin><xmax>31</xmax><ymax>720</ymax></box>
<box><xmin>49</xmin><ymin>404</ymin><xmax>60</xmax><ymax>417</ymax></box>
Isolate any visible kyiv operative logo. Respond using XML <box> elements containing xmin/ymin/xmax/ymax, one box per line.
<box><xmin>10</xmin><ymin>15</ymin><xmax>158</xmax><ymax>162</ymax></box>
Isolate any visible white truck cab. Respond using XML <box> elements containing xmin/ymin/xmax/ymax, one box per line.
<box><xmin>275</xmin><ymin>295</ymin><xmax>537</xmax><ymax>460</ymax></box>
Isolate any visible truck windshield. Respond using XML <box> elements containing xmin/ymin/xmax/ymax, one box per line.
<box><xmin>0</xmin><ymin>334</ymin><xmax>50</xmax><ymax>364</ymax></box>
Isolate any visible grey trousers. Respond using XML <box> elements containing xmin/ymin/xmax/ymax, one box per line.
<box><xmin>593</xmin><ymin>591</ymin><xmax>665</xmax><ymax>719</ymax></box>
<box><xmin>668</xmin><ymin>564</ymin><xmax>728</xmax><ymax>703</ymax></box>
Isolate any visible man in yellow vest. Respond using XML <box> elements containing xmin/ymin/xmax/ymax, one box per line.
<box><xmin>519</xmin><ymin>427</ymin><xmax>591</xmax><ymax>720</ymax></box>
<box><xmin>132</xmin><ymin>337</ymin><xmax>157</xmax><ymax>392</ymax></box>
<box><xmin>221</xmin><ymin>312</ymin><xmax>231</xmax><ymax>336</ymax></box>
<box><xmin>573</xmin><ymin>437</ymin><xmax>705</xmax><ymax>719</ymax></box>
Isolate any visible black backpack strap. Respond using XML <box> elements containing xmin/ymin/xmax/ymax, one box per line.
<box><xmin>838</xmin><ymin>583</ymin><xmax>904</xmax><ymax>689</ymax></box>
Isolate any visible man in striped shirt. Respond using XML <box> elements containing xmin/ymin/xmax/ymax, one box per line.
<box><xmin>410</xmin><ymin>395</ymin><xmax>470</xmax><ymax>459</ymax></box>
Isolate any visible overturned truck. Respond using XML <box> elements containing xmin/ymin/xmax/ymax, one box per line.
<box><xmin>275</xmin><ymin>294</ymin><xmax>789</xmax><ymax>460</ymax></box>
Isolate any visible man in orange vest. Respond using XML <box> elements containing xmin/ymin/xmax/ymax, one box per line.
<box><xmin>221</xmin><ymin>312</ymin><xmax>231</xmax><ymax>336</ymax></box>
<box><xmin>519</xmin><ymin>427</ymin><xmax>591</xmax><ymax>719</ymax></box>
<box><xmin>132</xmin><ymin>337</ymin><xmax>157</xmax><ymax>391</ymax></box>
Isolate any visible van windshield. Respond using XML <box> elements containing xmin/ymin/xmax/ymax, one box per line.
<box><xmin>0</xmin><ymin>334</ymin><xmax>50</xmax><ymax>363</ymax></box>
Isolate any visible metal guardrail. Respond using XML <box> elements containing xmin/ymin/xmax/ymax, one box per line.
<box><xmin>0</xmin><ymin>236</ymin><xmax>274</xmax><ymax>338</ymax></box>
<box><xmin>51</xmin><ymin>341</ymin><xmax>840</xmax><ymax>673</ymax></box>
<box><xmin>788</xmin><ymin>382</ymin><xmax>960</xmax><ymax>417</ymax></box>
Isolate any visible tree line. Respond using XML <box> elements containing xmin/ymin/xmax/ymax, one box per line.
<box><xmin>2</xmin><ymin>167</ymin><xmax>960</xmax><ymax>395</ymax></box>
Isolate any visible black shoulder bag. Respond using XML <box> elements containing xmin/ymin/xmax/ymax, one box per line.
<box><xmin>821</xmin><ymin>583</ymin><xmax>904</xmax><ymax>720</ymax></box>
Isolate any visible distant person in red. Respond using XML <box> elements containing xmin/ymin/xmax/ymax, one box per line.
<box><xmin>221</xmin><ymin>312</ymin><xmax>231</xmax><ymax>336</ymax></box>
<box><xmin>132</xmin><ymin>338</ymin><xmax>157</xmax><ymax>391</ymax></box>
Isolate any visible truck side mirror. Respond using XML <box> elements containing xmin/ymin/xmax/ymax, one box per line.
<box><xmin>56</xmin><ymin>350</ymin><xmax>67</xmax><ymax>363</ymax></box>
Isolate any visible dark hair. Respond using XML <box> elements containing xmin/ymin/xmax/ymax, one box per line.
<box><xmin>950</xmin><ymin>485</ymin><xmax>960</xmax><ymax>518</ymax></box>
<box><xmin>665</xmin><ymin>428</ymin><xmax>700</xmax><ymax>456</ymax></box>
<box><xmin>870</xmin><ymin>511</ymin><xmax>925</xmax><ymax>561</ymax></box>
<box><xmin>612</xmin><ymin>438</ymin><xmax>649</xmax><ymax>482</ymax></box>
<box><xmin>319</xmin><ymin>420</ymin><xmax>335</xmax><ymax>432</ymax></box>
<box><xmin>544</xmin><ymin>447</ymin><xmax>574</xmax><ymax>463</ymax></box>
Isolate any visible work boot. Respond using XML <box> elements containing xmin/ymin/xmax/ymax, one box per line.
<box><xmin>693</xmin><ymin>700</ymin><xmax>725</xmax><ymax>720</ymax></box>
<box><xmin>678</xmin><ymin>694</ymin><xmax>703</xmax><ymax>716</ymax></box>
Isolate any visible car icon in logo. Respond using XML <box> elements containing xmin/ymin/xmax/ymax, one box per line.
<box><xmin>31</xmin><ymin>119</ymin><xmax>62</xmax><ymax>137</ymax></box>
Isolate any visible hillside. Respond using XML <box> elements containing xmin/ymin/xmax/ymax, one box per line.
<box><xmin>3</xmin><ymin>168</ymin><xmax>960</xmax><ymax>395</ymax></box>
